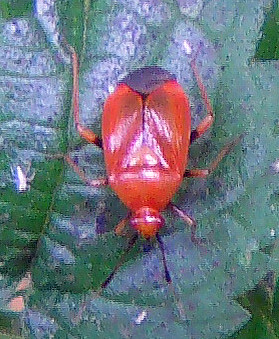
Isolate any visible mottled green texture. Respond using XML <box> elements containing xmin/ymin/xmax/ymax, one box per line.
<box><xmin>0</xmin><ymin>0</ymin><xmax>278</xmax><ymax>338</ymax></box>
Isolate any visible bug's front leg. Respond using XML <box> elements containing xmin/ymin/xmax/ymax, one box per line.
<box><xmin>168</xmin><ymin>203</ymin><xmax>205</xmax><ymax>245</ymax></box>
<box><xmin>114</xmin><ymin>214</ymin><xmax>131</xmax><ymax>236</ymax></box>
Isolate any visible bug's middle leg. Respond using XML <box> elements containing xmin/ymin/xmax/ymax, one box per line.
<box><xmin>65</xmin><ymin>155</ymin><xmax>108</xmax><ymax>187</ymax></box>
<box><xmin>184</xmin><ymin>135</ymin><xmax>242</xmax><ymax>179</ymax></box>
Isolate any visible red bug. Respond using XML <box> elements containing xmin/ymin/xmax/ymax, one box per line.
<box><xmin>67</xmin><ymin>45</ymin><xmax>239</xmax><ymax>289</ymax></box>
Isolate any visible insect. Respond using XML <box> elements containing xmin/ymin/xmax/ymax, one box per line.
<box><xmin>134</xmin><ymin>310</ymin><xmax>147</xmax><ymax>325</ymax></box>
<box><xmin>10</xmin><ymin>163</ymin><xmax>35</xmax><ymax>193</ymax></box>
<box><xmin>66</xmin><ymin>45</ymin><xmax>239</xmax><ymax>289</ymax></box>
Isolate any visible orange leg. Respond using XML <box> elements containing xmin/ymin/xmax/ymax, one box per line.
<box><xmin>65</xmin><ymin>155</ymin><xmax>108</xmax><ymax>187</ymax></box>
<box><xmin>114</xmin><ymin>214</ymin><xmax>131</xmax><ymax>236</ymax></box>
<box><xmin>45</xmin><ymin>153</ymin><xmax>107</xmax><ymax>186</ymax></box>
<box><xmin>169</xmin><ymin>203</ymin><xmax>203</xmax><ymax>244</ymax></box>
<box><xmin>70</xmin><ymin>46</ymin><xmax>102</xmax><ymax>148</ymax></box>
<box><xmin>184</xmin><ymin>135</ymin><xmax>243</xmax><ymax>179</ymax></box>
<box><xmin>190</xmin><ymin>47</ymin><xmax>214</xmax><ymax>144</ymax></box>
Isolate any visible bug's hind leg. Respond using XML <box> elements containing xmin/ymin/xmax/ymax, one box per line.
<box><xmin>70</xmin><ymin>46</ymin><xmax>102</xmax><ymax>148</ymax></box>
<box><xmin>190</xmin><ymin>46</ymin><xmax>214</xmax><ymax>144</ymax></box>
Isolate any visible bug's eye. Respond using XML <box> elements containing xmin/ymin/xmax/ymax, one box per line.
<box><xmin>130</xmin><ymin>207</ymin><xmax>164</xmax><ymax>239</ymax></box>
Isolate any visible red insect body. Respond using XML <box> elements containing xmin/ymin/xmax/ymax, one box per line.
<box><xmin>102</xmin><ymin>71</ymin><xmax>191</xmax><ymax>237</ymax></box>
<box><xmin>68</xmin><ymin>46</ymin><xmax>238</xmax><ymax>290</ymax></box>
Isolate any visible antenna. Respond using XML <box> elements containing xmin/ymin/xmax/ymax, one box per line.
<box><xmin>156</xmin><ymin>234</ymin><xmax>187</xmax><ymax>320</ymax></box>
<box><xmin>99</xmin><ymin>233</ymin><xmax>139</xmax><ymax>291</ymax></box>
<box><xmin>156</xmin><ymin>233</ymin><xmax>171</xmax><ymax>283</ymax></box>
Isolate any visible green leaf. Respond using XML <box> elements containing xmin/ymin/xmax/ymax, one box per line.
<box><xmin>255</xmin><ymin>0</ymin><xmax>279</xmax><ymax>60</ymax></box>
<box><xmin>0</xmin><ymin>0</ymin><xmax>278</xmax><ymax>338</ymax></box>
<box><xmin>0</xmin><ymin>1</ymin><xmax>33</xmax><ymax>19</ymax></box>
